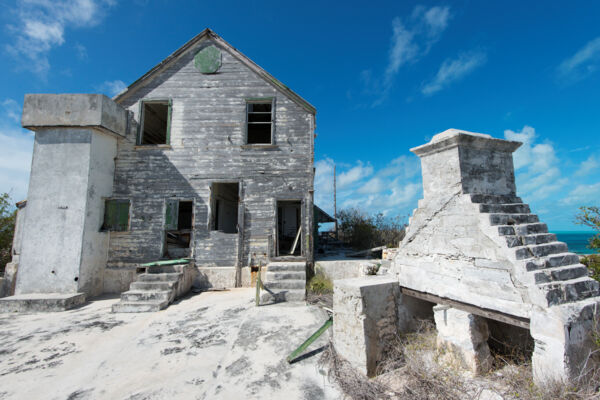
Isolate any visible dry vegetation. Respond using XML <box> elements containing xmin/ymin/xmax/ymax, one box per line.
<box><xmin>319</xmin><ymin>320</ymin><xmax>600</xmax><ymax>400</ymax></box>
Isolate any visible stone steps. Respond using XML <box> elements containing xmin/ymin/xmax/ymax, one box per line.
<box><xmin>112</xmin><ymin>263</ymin><xmax>193</xmax><ymax>313</ymax></box>
<box><xmin>489</xmin><ymin>213</ymin><xmax>539</xmax><ymax>226</ymax></box>
<box><xmin>539</xmin><ymin>277</ymin><xmax>600</xmax><ymax>306</ymax></box>
<box><xmin>130</xmin><ymin>281</ymin><xmax>177</xmax><ymax>291</ymax></box>
<box><xmin>522</xmin><ymin>252</ymin><xmax>581</xmax><ymax>271</ymax></box>
<box><xmin>513</xmin><ymin>242</ymin><xmax>569</xmax><ymax>260</ymax></box>
<box><xmin>260</xmin><ymin>262</ymin><xmax>306</xmax><ymax>303</ymax></box>
<box><xmin>120</xmin><ymin>290</ymin><xmax>172</xmax><ymax>302</ymax></box>
<box><xmin>479</xmin><ymin>203</ymin><xmax>531</xmax><ymax>214</ymax></box>
<box><xmin>532</xmin><ymin>264</ymin><xmax>589</xmax><ymax>284</ymax></box>
<box><xmin>111</xmin><ymin>300</ymin><xmax>169</xmax><ymax>313</ymax></box>
<box><xmin>137</xmin><ymin>273</ymin><xmax>182</xmax><ymax>282</ymax></box>
<box><xmin>266</xmin><ymin>271</ymin><xmax>306</xmax><ymax>281</ymax></box>
<box><xmin>503</xmin><ymin>233</ymin><xmax>556</xmax><ymax>248</ymax></box>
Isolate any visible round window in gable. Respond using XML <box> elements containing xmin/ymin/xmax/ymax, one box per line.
<box><xmin>194</xmin><ymin>45</ymin><xmax>222</xmax><ymax>74</ymax></box>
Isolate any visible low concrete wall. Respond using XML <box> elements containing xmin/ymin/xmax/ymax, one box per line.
<box><xmin>194</xmin><ymin>266</ymin><xmax>265</xmax><ymax>289</ymax></box>
<box><xmin>315</xmin><ymin>259</ymin><xmax>379</xmax><ymax>281</ymax></box>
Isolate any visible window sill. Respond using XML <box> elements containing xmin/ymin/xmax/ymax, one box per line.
<box><xmin>135</xmin><ymin>144</ymin><xmax>172</xmax><ymax>150</ymax></box>
<box><xmin>240</xmin><ymin>144</ymin><xmax>278</xmax><ymax>150</ymax></box>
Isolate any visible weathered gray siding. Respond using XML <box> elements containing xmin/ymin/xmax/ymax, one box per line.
<box><xmin>106</xmin><ymin>37</ymin><xmax>314</xmax><ymax>287</ymax></box>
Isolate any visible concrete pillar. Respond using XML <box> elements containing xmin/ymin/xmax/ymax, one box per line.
<box><xmin>433</xmin><ymin>305</ymin><xmax>492</xmax><ymax>374</ymax></box>
<box><xmin>13</xmin><ymin>94</ymin><xmax>126</xmax><ymax>303</ymax></box>
<box><xmin>530</xmin><ymin>300</ymin><xmax>600</xmax><ymax>384</ymax></box>
<box><xmin>333</xmin><ymin>276</ymin><xmax>399</xmax><ymax>377</ymax></box>
<box><xmin>410</xmin><ymin>129</ymin><xmax>521</xmax><ymax>200</ymax></box>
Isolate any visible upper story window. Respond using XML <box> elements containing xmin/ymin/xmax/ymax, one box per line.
<box><xmin>246</xmin><ymin>99</ymin><xmax>273</xmax><ymax>144</ymax></box>
<box><xmin>138</xmin><ymin>99</ymin><xmax>172</xmax><ymax>145</ymax></box>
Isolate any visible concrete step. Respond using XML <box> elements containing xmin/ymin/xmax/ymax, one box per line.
<box><xmin>539</xmin><ymin>277</ymin><xmax>600</xmax><ymax>306</ymax></box>
<box><xmin>532</xmin><ymin>264</ymin><xmax>590</xmax><ymax>284</ymax></box>
<box><xmin>524</xmin><ymin>252</ymin><xmax>581</xmax><ymax>271</ymax></box>
<box><xmin>263</xmin><ymin>279</ymin><xmax>306</xmax><ymax>290</ymax></box>
<box><xmin>260</xmin><ymin>289</ymin><xmax>305</xmax><ymax>303</ymax></box>
<box><xmin>503</xmin><ymin>233</ymin><xmax>557</xmax><ymax>248</ymax></box>
<box><xmin>130</xmin><ymin>281</ymin><xmax>177</xmax><ymax>291</ymax></box>
<box><xmin>120</xmin><ymin>290</ymin><xmax>171</xmax><ymax>302</ymax></box>
<box><xmin>498</xmin><ymin>223</ymin><xmax>549</xmax><ymax>236</ymax></box>
<box><xmin>479</xmin><ymin>203</ymin><xmax>531</xmax><ymax>214</ymax></box>
<box><xmin>266</xmin><ymin>271</ymin><xmax>306</xmax><ymax>281</ymax></box>
<box><xmin>489</xmin><ymin>213</ymin><xmax>539</xmax><ymax>226</ymax></box>
<box><xmin>470</xmin><ymin>194</ymin><xmax>522</xmax><ymax>204</ymax></box>
<box><xmin>137</xmin><ymin>273</ymin><xmax>182</xmax><ymax>282</ymax></box>
<box><xmin>266</xmin><ymin>262</ymin><xmax>306</xmax><ymax>272</ymax></box>
<box><xmin>514</xmin><ymin>242</ymin><xmax>569</xmax><ymax>260</ymax></box>
<box><xmin>112</xmin><ymin>300</ymin><xmax>169</xmax><ymax>313</ymax></box>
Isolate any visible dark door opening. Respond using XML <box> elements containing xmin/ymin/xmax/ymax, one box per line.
<box><xmin>277</xmin><ymin>201</ymin><xmax>302</xmax><ymax>256</ymax></box>
<box><xmin>164</xmin><ymin>200</ymin><xmax>193</xmax><ymax>258</ymax></box>
<box><xmin>211</xmin><ymin>182</ymin><xmax>239</xmax><ymax>234</ymax></box>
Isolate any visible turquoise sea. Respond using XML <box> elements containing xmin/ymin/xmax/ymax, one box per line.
<box><xmin>552</xmin><ymin>231</ymin><xmax>597</xmax><ymax>255</ymax></box>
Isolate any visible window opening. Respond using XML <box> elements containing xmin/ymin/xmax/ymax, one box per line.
<box><xmin>102</xmin><ymin>199</ymin><xmax>130</xmax><ymax>231</ymax></box>
<box><xmin>277</xmin><ymin>201</ymin><xmax>302</xmax><ymax>256</ymax></box>
<box><xmin>246</xmin><ymin>101</ymin><xmax>272</xmax><ymax>144</ymax></box>
<box><xmin>211</xmin><ymin>183</ymin><xmax>239</xmax><ymax>233</ymax></box>
<box><xmin>164</xmin><ymin>200</ymin><xmax>193</xmax><ymax>258</ymax></box>
<box><xmin>140</xmin><ymin>100</ymin><xmax>170</xmax><ymax>145</ymax></box>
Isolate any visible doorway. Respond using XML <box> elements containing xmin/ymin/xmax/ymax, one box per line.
<box><xmin>277</xmin><ymin>201</ymin><xmax>302</xmax><ymax>256</ymax></box>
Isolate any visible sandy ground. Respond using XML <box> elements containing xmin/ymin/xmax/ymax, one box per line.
<box><xmin>0</xmin><ymin>289</ymin><xmax>341</xmax><ymax>400</ymax></box>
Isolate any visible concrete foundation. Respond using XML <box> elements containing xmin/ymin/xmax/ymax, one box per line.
<box><xmin>333</xmin><ymin>276</ymin><xmax>399</xmax><ymax>377</ymax></box>
<box><xmin>0</xmin><ymin>293</ymin><xmax>86</xmax><ymax>312</ymax></box>
<box><xmin>433</xmin><ymin>305</ymin><xmax>492</xmax><ymax>374</ymax></box>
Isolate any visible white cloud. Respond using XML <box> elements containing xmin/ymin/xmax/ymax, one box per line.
<box><xmin>5</xmin><ymin>0</ymin><xmax>115</xmax><ymax>77</ymax></box>
<box><xmin>561</xmin><ymin>182</ymin><xmax>600</xmax><ymax>205</ymax></box>
<box><xmin>364</xmin><ymin>5</ymin><xmax>452</xmax><ymax>105</ymax></box>
<box><xmin>504</xmin><ymin>125</ymin><xmax>536</xmax><ymax>170</ymax></box>
<box><xmin>575</xmin><ymin>155</ymin><xmax>599</xmax><ymax>176</ymax></box>
<box><xmin>557</xmin><ymin>37</ymin><xmax>600</xmax><ymax>83</ymax></box>
<box><xmin>422</xmin><ymin>51</ymin><xmax>487</xmax><ymax>95</ymax></box>
<box><xmin>96</xmin><ymin>79</ymin><xmax>127</xmax><ymax>97</ymax></box>
<box><xmin>2</xmin><ymin>99</ymin><xmax>22</xmax><ymax>123</ymax></box>
<box><xmin>338</xmin><ymin>162</ymin><xmax>373</xmax><ymax>188</ymax></box>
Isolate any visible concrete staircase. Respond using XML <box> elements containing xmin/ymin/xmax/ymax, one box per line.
<box><xmin>112</xmin><ymin>263</ymin><xmax>195</xmax><ymax>313</ymax></box>
<box><xmin>260</xmin><ymin>261</ymin><xmax>306</xmax><ymax>303</ymax></box>
<box><xmin>472</xmin><ymin>194</ymin><xmax>600</xmax><ymax>307</ymax></box>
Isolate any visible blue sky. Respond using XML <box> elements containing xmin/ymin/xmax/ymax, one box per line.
<box><xmin>0</xmin><ymin>1</ymin><xmax>599</xmax><ymax>231</ymax></box>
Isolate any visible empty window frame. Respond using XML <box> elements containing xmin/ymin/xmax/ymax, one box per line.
<box><xmin>138</xmin><ymin>99</ymin><xmax>172</xmax><ymax>145</ymax></box>
<box><xmin>246</xmin><ymin>100</ymin><xmax>273</xmax><ymax>144</ymax></box>
<box><xmin>102</xmin><ymin>199</ymin><xmax>130</xmax><ymax>232</ymax></box>
<box><xmin>211</xmin><ymin>183</ymin><xmax>239</xmax><ymax>233</ymax></box>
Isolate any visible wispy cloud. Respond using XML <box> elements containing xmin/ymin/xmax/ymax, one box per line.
<box><xmin>561</xmin><ymin>182</ymin><xmax>600</xmax><ymax>205</ymax></box>
<box><xmin>575</xmin><ymin>155</ymin><xmax>599</xmax><ymax>177</ymax></box>
<box><xmin>4</xmin><ymin>0</ymin><xmax>116</xmax><ymax>78</ymax></box>
<box><xmin>422</xmin><ymin>51</ymin><xmax>487</xmax><ymax>95</ymax></box>
<box><xmin>557</xmin><ymin>37</ymin><xmax>600</xmax><ymax>84</ymax></box>
<box><xmin>363</xmin><ymin>5</ymin><xmax>452</xmax><ymax>105</ymax></box>
<box><xmin>96</xmin><ymin>79</ymin><xmax>127</xmax><ymax>97</ymax></box>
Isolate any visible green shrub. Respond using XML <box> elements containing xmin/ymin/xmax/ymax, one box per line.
<box><xmin>308</xmin><ymin>273</ymin><xmax>333</xmax><ymax>294</ymax></box>
<box><xmin>338</xmin><ymin>208</ymin><xmax>406</xmax><ymax>250</ymax></box>
<box><xmin>581</xmin><ymin>254</ymin><xmax>600</xmax><ymax>282</ymax></box>
<box><xmin>0</xmin><ymin>193</ymin><xmax>16</xmax><ymax>275</ymax></box>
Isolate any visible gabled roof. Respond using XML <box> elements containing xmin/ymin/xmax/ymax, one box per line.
<box><xmin>113</xmin><ymin>28</ymin><xmax>316</xmax><ymax>115</ymax></box>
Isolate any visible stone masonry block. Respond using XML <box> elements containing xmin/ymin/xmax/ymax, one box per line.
<box><xmin>433</xmin><ymin>305</ymin><xmax>492</xmax><ymax>374</ymax></box>
<box><xmin>333</xmin><ymin>276</ymin><xmax>399</xmax><ymax>377</ymax></box>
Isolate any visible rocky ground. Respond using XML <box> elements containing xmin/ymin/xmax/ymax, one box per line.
<box><xmin>0</xmin><ymin>288</ymin><xmax>340</xmax><ymax>400</ymax></box>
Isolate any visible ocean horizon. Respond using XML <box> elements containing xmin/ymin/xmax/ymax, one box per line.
<box><xmin>552</xmin><ymin>231</ymin><xmax>597</xmax><ymax>255</ymax></box>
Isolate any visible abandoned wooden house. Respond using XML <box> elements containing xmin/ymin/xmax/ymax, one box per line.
<box><xmin>0</xmin><ymin>28</ymin><xmax>327</xmax><ymax>311</ymax></box>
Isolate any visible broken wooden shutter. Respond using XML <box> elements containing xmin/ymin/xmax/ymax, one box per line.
<box><xmin>165</xmin><ymin>199</ymin><xmax>179</xmax><ymax>230</ymax></box>
<box><xmin>115</xmin><ymin>201</ymin><xmax>130</xmax><ymax>231</ymax></box>
<box><xmin>103</xmin><ymin>199</ymin><xmax>130</xmax><ymax>231</ymax></box>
